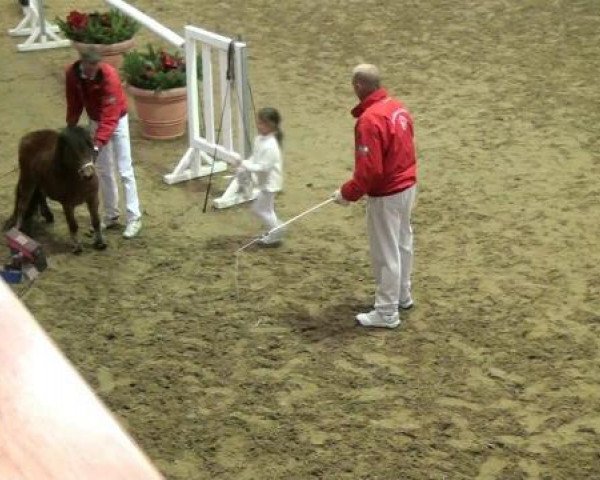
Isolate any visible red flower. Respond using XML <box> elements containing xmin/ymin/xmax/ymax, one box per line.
<box><xmin>67</xmin><ymin>11</ymin><xmax>88</xmax><ymax>30</ymax></box>
<box><xmin>160</xmin><ymin>51</ymin><xmax>179</xmax><ymax>70</ymax></box>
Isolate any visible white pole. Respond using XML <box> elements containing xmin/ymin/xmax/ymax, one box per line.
<box><xmin>238</xmin><ymin>44</ymin><xmax>253</xmax><ymax>158</ymax></box>
<box><xmin>104</xmin><ymin>0</ymin><xmax>185</xmax><ymax>48</ymax></box>
<box><xmin>37</xmin><ymin>0</ymin><xmax>46</xmax><ymax>38</ymax></box>
<box><xmin>202</xmin><ymin>44</ymin><xmax>214</xmax><ymax>145</ymax></box>
<box><xmin>218</xmin><ymin>49</ymin><xmax>233</xmax><ymax>152</ymax></box>
<box><xmin>265</xmin><ymin>197</ymin><xmax>334</xmax><ymax>236</ymax></box>
<box><xmin>235</xmin><ymin>198</ymin><xmax>335</xmax><ymax>254</ymax></box>
<box><xmin>184</xmin><ymin>29</ymin><xmax>199</xmax><ymax>144</ymax></box>
<box><xmin>234</xmin><ymin>197</ymin><xmax>335</xmax><ymax>299</ymax></box>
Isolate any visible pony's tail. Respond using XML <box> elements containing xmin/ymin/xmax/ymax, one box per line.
<box><xmin>3</xmin><ymin>178</ymin><xmax>41</xmax><ymax>232</ymax></box>
<box><xmin>3</xmin><ymin>184</ymin><xmax>19</xmax><ymax>231</ymax></box>
<box><xmin>23</xmin><ymin>187</ymin><xmax>42</xmax><ymax>224</ymax></box>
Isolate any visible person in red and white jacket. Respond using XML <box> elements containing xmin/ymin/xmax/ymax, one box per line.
<box><xmin>333</xmin><ymin>64</ymin><xmax>417</xmax><ymax>329</ymax></box>
<box><xmin>66</xmin><ymin>47</ymin><xmax>142</xmax><ymax>239</ymax></box>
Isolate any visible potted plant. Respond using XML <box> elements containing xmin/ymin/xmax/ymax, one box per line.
<box><xmin>122</xmin><ymin>45</ymin><xmax>199</xmax><ymax>140</ymax></box>
<box><xmin>56</xmin><ymin>9</ymin><xmax>140</xmax><ymax>68</ymax></box>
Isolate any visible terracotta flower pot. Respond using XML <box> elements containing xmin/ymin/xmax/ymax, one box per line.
<box><xmin>72</xmin><ymin>38</ymin><xmax>135</xmax><ymax>69</ymax></box>
<box><xmin>127</xmin><ymin>85</ymin><xmax>187</xmax><ymax>140</ymax></box>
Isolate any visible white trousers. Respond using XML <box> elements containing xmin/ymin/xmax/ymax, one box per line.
<box><xmin>251</xmin><ymin>191</ymin><xmax>280</xmax><ymax>231</ymax></box>
<box><xmin>90</xmin><ymin>115</ymin><xmax>141</xmax><ymax>222</ymax></box>
<box><xmin>366</xmin><ymin>186</ymin><xmax>416</xmax><ymax>315</ymax></box>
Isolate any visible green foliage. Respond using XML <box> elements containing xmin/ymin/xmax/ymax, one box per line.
<box><xmin>122</xmin><ymin>44</ymin><xmax>202</xmax><ymax>91</ymax></box>
<box><xmin>56</xmin><ymin>9</ymin><xmax>139</xmax><ymax>44</ymax></box>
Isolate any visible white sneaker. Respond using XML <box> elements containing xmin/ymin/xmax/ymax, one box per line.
<box><xmin>399</xmin><ymin>297</ymin><xmax>414</xmax><ymax>310</ymax></box>
<box><xmin>258</xmin><ymin>236</ymin><xmax>282</xmax><ymax>247</ymax></box>
<box><xmin>123</xmin><ymin>218</ymin><xmax>142</xmax><ymax>239</ymax></box>
<box><xmin>356</xmin><ymin>310</ymin><xmax>401</xmax><ymax>329</ymax></box>
<box><xmin>259</xmin><ymin>225</ymin><xmax>285</xmax><ymax>246</ymax></box>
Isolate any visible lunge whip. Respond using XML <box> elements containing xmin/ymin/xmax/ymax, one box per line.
<box><xmin>235</xmin><ymin>197</ymin><xmax>334</xmax><ymax>254</ymax></box>
<box><xmin>234</xmin><ymin>197</ymin><xmax>335</xmax><ymax>300</ymax></box>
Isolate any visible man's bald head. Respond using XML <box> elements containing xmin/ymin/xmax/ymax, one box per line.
<box><xmin>352</xmin><ymin>64</ymin><xmax>381</xmax><ymax>100</ymax></box>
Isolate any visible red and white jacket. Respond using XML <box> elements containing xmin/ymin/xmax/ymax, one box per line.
<box><xmin>341</xmin><ymin>88</ymin><xmax>417</xmax><ymax>202</ymax></box>
<box><xmin>65</xmin><ymin>61</ymin><xmax>128</xmax><ymax>147</ymax></box>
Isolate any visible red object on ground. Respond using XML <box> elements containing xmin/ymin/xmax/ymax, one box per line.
<box><xmin>0</xmin><ymin>282</ymin><xmax>165</xmax><ymax>480</ymax></box>
<box><xmin>4</xmin><ymin>228</ymin><xmax>47</xmax><ymax>271</ymax></box>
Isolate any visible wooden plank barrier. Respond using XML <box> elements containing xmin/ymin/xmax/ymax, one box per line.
<box><xmin>105</xmin><ymin>0</ymin><xmax>257</xmax><ymax>208</ymax></box>
<box><xmin>0</xmin><ymin>281</ymin><xmax>164</xmax><ymax>480</ymax></box>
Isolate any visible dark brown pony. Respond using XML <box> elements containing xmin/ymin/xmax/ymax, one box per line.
<box><xmin>4</xmin><ymin>126</ymin><xmax>106</xmax><ymax>253</ymax></box>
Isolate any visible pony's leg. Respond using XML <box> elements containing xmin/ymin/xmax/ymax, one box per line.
<box><xmin>22</xmin><ymin>187</ymin><xmax>41</xmax><ymax>231</ymax></box>
<box><xmin>39</xmin><ymin>193</ymin><xmax>54</xmax><ymax>223</ymax></box>
<box><xmin>2</xmin><ymin>184</ymin><xmax>19</xmax><ymax>231</ymax></box>
<box><xmin>62</xmin><ymin>204</ymin><xmax>82</xmax><ymax>254</ymax></box>
<box><xmin>86</xmin><ymin>195</ymin><xmax>107</xmax><ymax>250</ymax></box>
<box><xmin>14</xmin><ymin>179</ymin><xmax>36</xmax><ymax>234</ymax></box>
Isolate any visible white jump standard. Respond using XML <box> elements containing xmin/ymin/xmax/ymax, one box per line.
<box><xmin>104</xmin><ymin>0</ymin><xmax>257</xmax><ymax>209</ymax></box>
<box><xmin>8</xmin><ymin>0</ymin><xmax>70</xmax><ymax>52</ymax></box>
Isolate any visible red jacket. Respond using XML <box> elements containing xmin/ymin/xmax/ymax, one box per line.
<box><xmin>65</xmin><ymin>62</ymin><xmax>127</xmax><ymax>146</ymax></box>
<box><xmin>341</xmin><ymin>88</ymin><xmax>417</xmax><ymax>201</ymax></box>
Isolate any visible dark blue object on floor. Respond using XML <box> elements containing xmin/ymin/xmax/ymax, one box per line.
<box><xmin>0</xmin><ymin>268</ymin><xmax>22</xmax><ymax>284</ymax></box>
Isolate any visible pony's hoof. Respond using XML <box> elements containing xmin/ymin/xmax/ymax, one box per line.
<box><xmin>72</xmin><ymin>244</ymin><xmax>83</xmax><ymax>255</ymax></box>
<box><xmin>93</xmin><ymin>241</ymin><xmax>107</xmax><ymax>251</ymax></box>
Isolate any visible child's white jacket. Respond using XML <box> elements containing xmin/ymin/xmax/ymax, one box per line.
<box><xmin>241</xmin><ymin>134</ymin><xmax>282</xmax><ymax>193</ymax></box>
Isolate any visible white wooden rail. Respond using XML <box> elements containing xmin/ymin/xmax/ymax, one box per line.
<box><xmin>105</xmin><ymin>0</ymin><xmax>257</xmax><ymax>208</ymax></box>
<box><xmin>105</xmin><ymin>0</ymin><xmax>185</xmax><ymax>48</ymax></box>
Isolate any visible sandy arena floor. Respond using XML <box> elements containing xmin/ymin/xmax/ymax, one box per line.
<box><xmin>1</xmin><ymin>0</ymin><xmax>600</xmax><ymax>478</ymax></box>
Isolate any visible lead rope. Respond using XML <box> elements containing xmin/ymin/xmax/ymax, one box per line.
<box><xmin>234</xmin><ymin>198</ymin><xmax>335</xmax><ymax>300</ymax></box>
<box><xmin>0</xmin><ymin>167</ymin><xmax>17</xmax><ymax>181</ymax></box>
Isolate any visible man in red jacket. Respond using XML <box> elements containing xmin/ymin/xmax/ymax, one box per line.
<box><xmin>66</xmin><ymin>47</ymin><xmax>142</xmax><ymax>239</ymax></box>
<box><xmin>333</xmin><ymin>64</ymin><xmax>417</xmax><ymax>329</ymax></box>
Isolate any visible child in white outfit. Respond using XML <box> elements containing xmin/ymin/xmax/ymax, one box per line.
<box><xmin>237</xmin><ymin>107</ymin><xmax>284</xmax><ymax>246</ymax></box>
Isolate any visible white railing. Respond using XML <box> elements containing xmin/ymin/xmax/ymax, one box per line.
<box><xmin>105</xmin><ymin>0</ymin><xmax>185</xmax><ymax>48</ymax></box>
<box><xmin>105</xmin><ymin>0</ymin><xmax>256</xmax><ymax>208</ymax></box>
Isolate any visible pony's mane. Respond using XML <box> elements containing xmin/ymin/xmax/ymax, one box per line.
<box><xmin>59</xmin><ymin>126</ymin><xmax>93</xmax><ymax>151</ymax></box>
<box><xmin>56</xmin><ymin>126</ymin><xmax>93</xmax><ymax>169</ymax></box>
